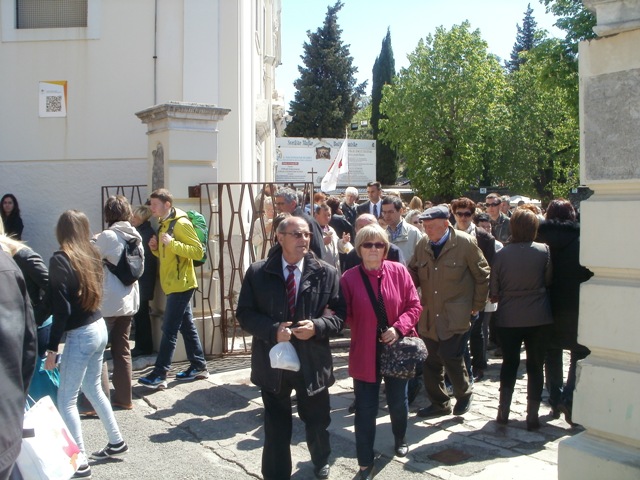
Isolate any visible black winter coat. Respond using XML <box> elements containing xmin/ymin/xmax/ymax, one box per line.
<box><xmin>537</xmin><ymin>220</ymin><xmax>593</xmax><ymax>349</ymax></box>
<box><xmin>236</xmin><ymin>251</ymin><xmax>345</xmax><ymax>396</ymax></box>
<box><xmin>136</xmin><ymin>221</ymin><xmax>158</xmax><ymax>301</ymax></box>
<box><xmin>13</xmin><ymin>247</ymin><xmax>51</xmax><ymax>325</ymax></box>
<box><xmin>0</xmin><ymin>251</ymin><xmax>36</xmax><ymax>476</ymax></box>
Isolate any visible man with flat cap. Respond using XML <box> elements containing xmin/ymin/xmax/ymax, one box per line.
<box><xmin>408</xmin><ymin>204</ymin><xmax>490</xmax><ymax>418</ymax></box>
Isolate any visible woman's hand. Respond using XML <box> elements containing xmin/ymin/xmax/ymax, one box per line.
<box><xmin>380</xmin><ymin>326</ymin><xmax>399</xmax><ymax>345</ymax></box>
<box><xmin>43</xmin><ymin>351</ymin><xmax>58</xmax><ymax>371</ymax></box>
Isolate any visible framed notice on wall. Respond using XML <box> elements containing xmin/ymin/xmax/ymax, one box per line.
<box><xmin>39</xmin><ymin>81</ymin><xmax>67</xmax><ymax>117</ymax></box>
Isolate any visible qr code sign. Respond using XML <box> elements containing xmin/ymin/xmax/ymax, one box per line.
<box><xmin>46</xmin><ymin>95</ymin><xmax>63</xmax><ymax>113</ymax></box>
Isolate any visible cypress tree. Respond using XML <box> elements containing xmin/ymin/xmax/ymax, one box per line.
<box><xmin>371</xmin><ymin>28</ymin><xmax>398</xmax><ymax>185</ymax></box>
<box><xmin>506</xmin><ymin>3</ymin><xmax>538</xmax><ymax>72</ymax></box>
<box><xmin>285</xmin><ymin>1</ymin><xmax>366</xmax><ymax>138</ymax></box>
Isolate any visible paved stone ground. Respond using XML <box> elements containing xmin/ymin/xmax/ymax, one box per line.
<box><xmin>81</xmin><ymin>338</ymin><xmax>579</xmax><ymax>479</ymax></box>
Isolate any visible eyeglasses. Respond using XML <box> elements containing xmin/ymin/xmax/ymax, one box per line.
<box><xmin>361</xmin><ymin>242</ymin><xmax>386</xmax><ymax>250</ymax></box>
<box><xmin>274</xmin><ymin>202</ymin><xmax>286</xmax><ymax>206</ymax></box>
<box><xmin>455</xmin><ymin>211</ymin><xmax>473</xmax><ymax>217</ymax></box>
<box><xmin>486</xmin><ymin>202</ymin><xmax>501</xmax><ymax>207</ymax></box>
<box><xmin>282</xmin><ymin>231</ymin><xmax>312</xmax><ymax>239</ymax></box>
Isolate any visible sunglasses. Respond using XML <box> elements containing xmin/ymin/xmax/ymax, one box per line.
<box><xmin>412</xmin><ymin>220</ymin><xmax>420</xmax><ymax>225</ymax></box>
<box><xmin>455</xmin><ymin>211</ymin><xmax>472</xmax><ymax>217</ymax></box>
<box><xmin>486</xmin><ymin>202</ymin><xmax>501</xmax><ymax>207</ymax></box>
<box><xmin>282</xmin><ymin>231</ymin><xmax>312</xmax><ymax>239</ymax></box>
<box><xmin>361</xmin><ymin>242</ymin><xmax>386</xmax><ymax>250</ymax></box>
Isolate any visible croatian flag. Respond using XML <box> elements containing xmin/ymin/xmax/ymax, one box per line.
<box><xmin>320</xmin><ymin>137</ymin><xmax>349</xmax><ymax>192</ymax></box>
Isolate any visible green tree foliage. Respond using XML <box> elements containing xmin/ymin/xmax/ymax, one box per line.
<box><xmin>349</xmin><ymin>98</ymin><xmax>373</xmax><ymax>140</ymax></box>
<box><xmin>540</xmin><ymin>0</ymin><xmax>597</xmax><ymax>48</ymax></box>
<box><xmin>498</xmin><ymin>42</ymin><xmax>579</xmax><ymax>202</ymax></box>
<box><xmin>506</xmin><ymin>3</ymin><xmax>540</xmax><ymax>72</ymax></box>
<box><xmin>536</xmin><ymin>0</ymin><xmax>596</xmax><ymax>117</ymax></box>
<box><xmin>379</xmin><ymin>22</ymin><xmax>507</xmax><ymax>202</ymax></box>
<box><xmin>285</xmin><ymin>1</ymin><xmax>366</xmax><ymax>139</ymax></box>
<box><xmin>371</xmin><ymin>28</ymin><xmax>398</xmax><ymax>185</ymax></box>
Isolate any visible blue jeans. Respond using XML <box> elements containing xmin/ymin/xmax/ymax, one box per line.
<box><xmin>153</xmin><ymin>289</ymin><xmax>206</xmax><ymax>376</ymax></box>
<box><xmin>58</xmin><ymin>319</ymin><xmax>123</xmax><ymax>455</ymax></box>
<box><xmin>354</xmin><ymin>376</ymin><xmax>408</xmax><ymax>467</ymax></box>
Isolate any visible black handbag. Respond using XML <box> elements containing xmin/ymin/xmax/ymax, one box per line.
<box><xmin>358</xmin><ymin>267</ymin><xmax>428</xmax><ymax>379</ymax></box>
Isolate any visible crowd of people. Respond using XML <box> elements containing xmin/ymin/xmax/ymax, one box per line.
<box><xmin>1</xmin><ymin>184</ymin><xmax>591</xmax><ymax>480</ymax></box>
<box><xmin>0</xmin><ymin>189</ymin><xmax>210</xmax><ymax>480</ymax></box>
<box><xmin>241</xmin><ymin>183</ymin><xmax>591</xmax><ymax>479</ymax></box>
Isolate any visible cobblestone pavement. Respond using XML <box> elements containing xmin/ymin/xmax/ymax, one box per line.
<box><xmin>82</xmin><ymin>339</ymin><xmax>579</xmax><ymax>479</ymax></box>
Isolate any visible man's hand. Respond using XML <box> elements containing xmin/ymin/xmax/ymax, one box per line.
<box><xmin>277</xmin><ymin>322</ymin><xmax>293</xmax><ymax>342</ymax></box>
<box><xmin>291</xmin><ymin>319</ymin><xmax>316</xmax><ymax>340</ymax></box>
<box><xmin>161</xmin><ymin>232</ymin><xmax>173</xmax><ymax>246</ymax></box>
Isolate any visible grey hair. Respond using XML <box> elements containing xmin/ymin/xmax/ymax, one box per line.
<box><xmin>276</xmin><ymin>187</ymin><xmax>298</xmax><ymax>205</ymax></box>
<box><xmin>345</xmin><ymin>186</ymin><xmax>359</xmax><ymax>197</ymax></box>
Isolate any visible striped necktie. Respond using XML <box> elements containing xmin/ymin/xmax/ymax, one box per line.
<box><xmin>286</xmin><ymin>264</ymin><xmax>297</xmax><ymax>320</ymax></box>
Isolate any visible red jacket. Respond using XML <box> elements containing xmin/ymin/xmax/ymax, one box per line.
<box><xmin>341</xmin><ymin>260</ymin><xmax>422</xmax><ymax>382</ymax></box>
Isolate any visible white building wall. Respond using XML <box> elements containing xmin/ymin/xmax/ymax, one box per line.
<box><xmin>0</xmin><ymin>0</ymin><xmax>280</xmax><ymax>259</ymax></box>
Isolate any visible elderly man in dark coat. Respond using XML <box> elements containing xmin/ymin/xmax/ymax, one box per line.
<box><xmin>236</xmin><ymin>216</ymin><xmax>345</xmax><ymax>480</ymax></box>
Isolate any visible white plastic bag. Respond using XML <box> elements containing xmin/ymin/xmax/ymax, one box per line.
<box><xmin>16</xmin><ymin>395</ymin><xmax>81</xmax><ymax>480</ymax></box>
<box><xmin>269</xmin><ymin>341</ymin><xmax>300</xmax><ymax>371</ymax></box>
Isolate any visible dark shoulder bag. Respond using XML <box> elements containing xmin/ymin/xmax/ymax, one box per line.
<box><xmin>358</xmin><ymin>267</ymin><xmax>428</xmax><ymax>379</ymax></box>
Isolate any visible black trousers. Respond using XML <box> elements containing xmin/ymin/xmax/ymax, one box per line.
<box><xmin>497</xmin><ymin>325</ymin><xmax>549</xmax><ymax>401</ymax></box>
<box><xmin>261</xmin><ymin>370</ymin><xmax>331</xmax><ymax>480</ymax></box>
<box><xmin>133</xmin><ymin>300</ymin><xmax>154</xmax><ymax>353</ymax></box>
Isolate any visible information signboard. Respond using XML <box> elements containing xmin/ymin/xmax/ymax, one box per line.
<box><xmin>275</xmin><ymin>137</ymin><xmax>376</xmax><ymax>190</ymax></box>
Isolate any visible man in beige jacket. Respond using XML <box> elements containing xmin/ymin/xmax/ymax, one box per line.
<box><xmin>408</xmin><ymin>205</ymin><xmax>490</xmax><ymax>419</ymax></box>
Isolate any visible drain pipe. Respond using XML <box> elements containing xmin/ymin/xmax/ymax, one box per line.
<box><xmin>153</xmin><ymin>0</ymin><xmax>158</xmax><ymax>104</ymax></box>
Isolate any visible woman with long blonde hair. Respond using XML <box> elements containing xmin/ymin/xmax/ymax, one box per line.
<box><xmin>44</xmin><ymin>210</ymin><xmax>129</xmax><ymax>479</ymax></box>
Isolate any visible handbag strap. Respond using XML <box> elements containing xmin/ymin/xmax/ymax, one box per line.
<box><xmin>358</xmin><ymin>266</ymin><xmax>388</xmax><ymax>333</ymax></box>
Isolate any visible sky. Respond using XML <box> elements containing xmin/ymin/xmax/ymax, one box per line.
<box><xmin>276</xmin><ymin>0</ymin><xmax>565</xmax><ymax>113</ymax></box>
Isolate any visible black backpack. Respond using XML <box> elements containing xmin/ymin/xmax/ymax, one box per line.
<box><xmin>105</xmin><ymin>237</ymin><xmax>144</xmax><ymax>286</ymax></box>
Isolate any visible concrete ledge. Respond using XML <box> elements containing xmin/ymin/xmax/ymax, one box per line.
<box><xmin>559</xmin><ymin>432</ymin><xmax>640</xmax><ymax>479</ymax></box>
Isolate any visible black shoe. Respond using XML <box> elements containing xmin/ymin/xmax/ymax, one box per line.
<box><xmin>358</xmin><ymin>465</ymin><xmax>374</xmax><ymax>480</ymax></box>
<box><xmin>417</xmin><ymin>404</ymin><xmax>452</xmax><ymax>419</ymax></box>
<box><xmin>348</xmin><ymin>400</ymin><xmax>356</xmax><ymax>414</ymax></box>
<box><xmin>473</xmin><ymin>370</ymin><xmax>485</xmax><ymax>382</ymax></box>
<box><xmin>394</xmin><ymin>437</ymin><xmax>409</xmax><ymax>457</ymax></box>
<box><xmin>314</xmin><ymin>464</ymin><xmax>330</xmax><ymax>479</ymax></box>
<box><xmin>90</xmin><ymin>441</ymin><xmax>129</xmax><ymax>460</ymax></box>
<box><xmin>558</xmin><ymin>402</ymin><xmax>576</xmax><ymax>426</ymax></box>
<box><xmin>453</xmin><ymin>393</ymin><xmax>473</xmax><ymax>416</ymax></box>
<box><xmin>72</xmin><ymin>464</ymin><xmax>92</xmax><ymax>479</ymax></box>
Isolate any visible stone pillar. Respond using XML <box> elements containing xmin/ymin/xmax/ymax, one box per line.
<box><xmin>135</xmin><ymin>102</ymin><xmax>230</xmax><ymax>358</ymax></box>
<box><xmin>558</xmin><ymin>2</ymin><xmax>640</xmax><ymax>478</ymax></box>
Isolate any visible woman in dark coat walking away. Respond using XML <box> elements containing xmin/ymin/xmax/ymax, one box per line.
<box><xmin>538</xmin><ymin>199</ymin><xmax>593</xmax><ymax>425</ymax></box>
<box><xmin>490</xmin><ymin>208</ymin><xmax>554</xmax><ymax>430</ymax></box>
